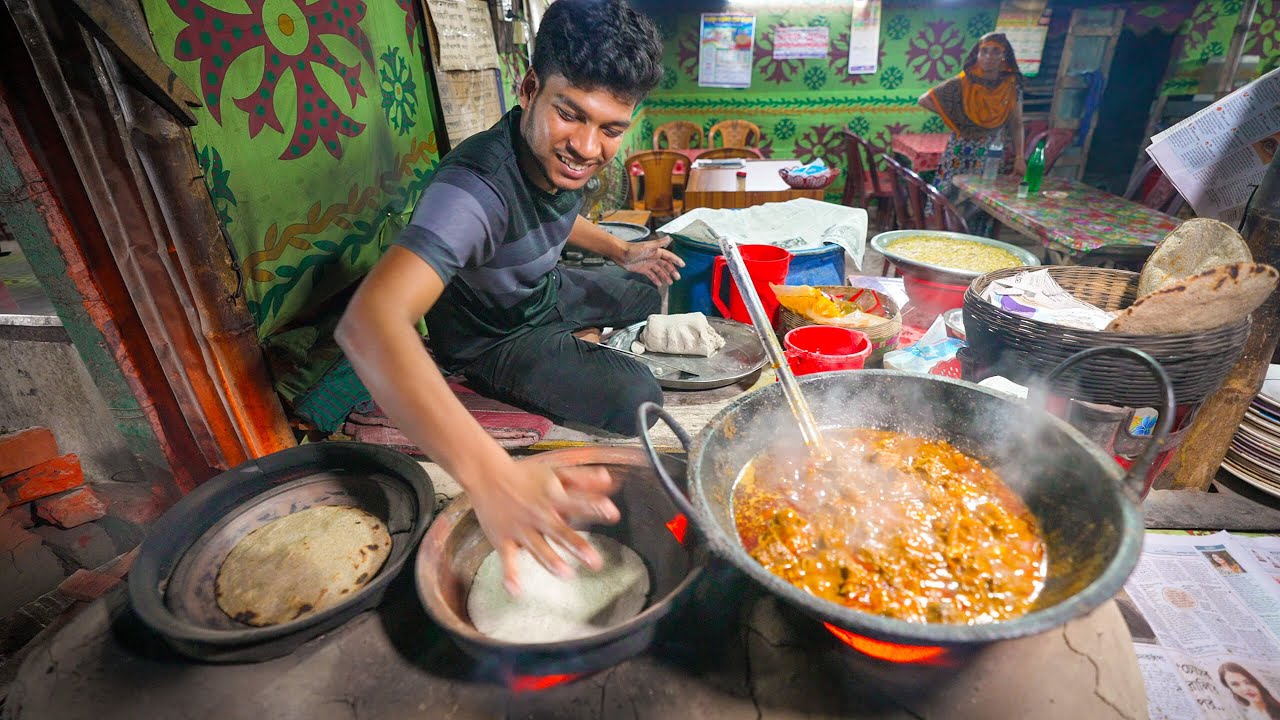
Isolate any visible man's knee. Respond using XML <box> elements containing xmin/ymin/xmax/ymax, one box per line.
<box><xmin>600</xmin><ymin>371</ymin><xmax>663</xmax><ymax>436</ymax></box>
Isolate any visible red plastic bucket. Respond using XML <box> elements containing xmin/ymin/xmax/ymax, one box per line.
<box><xmin>783</xmin><ymin>326</ymin><xmax>871</xmax><ymax>376</ymax></box>
<box><xmin>711</xmin><ymin>244</ymin><xmax>793</xmax><ymax>324</ymax></box>
<box><xmin>902</xmin><ymin>273</ymin><xmax>968</xmax><ymax>318</ymax></box>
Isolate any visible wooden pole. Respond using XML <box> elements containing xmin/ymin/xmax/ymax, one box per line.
<box><xmin>1216</xmin><ymin>0</ymin><xmax>1259</xmax><ymax>96</ymax></box>
<box><xmin>1168</xmin><ymin>154</ymin><xmax>1280</xmax><ymax>490</ymax></box>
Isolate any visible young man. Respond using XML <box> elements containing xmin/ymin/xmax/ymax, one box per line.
<box><xmin>336</xmin><ymin>0</ymin><xmax>679</xmax><ymax>593</ymax></box>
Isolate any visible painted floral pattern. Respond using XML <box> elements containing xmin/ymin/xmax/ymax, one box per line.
<box><xmin>754</xmin><ymin>24</ymin><xmax>802</xmax><ymax>85</ymax></box>
<box><xmin>885</xmin><ymin>14</ymin><xmax>911</xmax><ymax>41</ymax></box>
<box><xmin>879</xmin><ymin>66</ymin><xmax>904</xmax><ymax>89</ymax></box>
<box><xmin>1199</xmin><ymin>40</ymin><xmax>1227</xmax><ymax>62</ymax></box>
<box><xmin>794</xmin><ymin>123</ymin><xmax>842</xmax><ymax>164</ymax></box>
<box><xmin>393</xmin><ymin>0</ymin><xmax>418</xmax><ymax>45</ymax></box>
<box><xmin>966</xmin><ymin>13</ymin><xmax>995</xmax><ymax>40</ymax></box>
<box><xmin>197</xmin><ymin>144</ymin><xmax>237</xmax><ymax>228</ymax></box>
<box><xmin>922</xmin><ymin>114</ymin><xmax>946</xmax><ymax>133</ymax></box>
<box><xmin>379</xmin><ymin>47</ymin><xmax>416</xmax><ymax>135</ymax></box>
<box><xmin>169</xmin><ymin>0</ymin><xmax>374</xmax><ymax>160</ymax></box>
<box><xmin>772</xmin><ymin>118</ymin><xmax>797</xmax><ymax>141</ymax></box>
<box><xmin>677</xmin><ymin>30</ymin><xmax>700</xmax><ymax>80</ymax></box>
<box><xmin>1185</xmin><ymin>0</ymin><xmax>1218</xmax><ymax>51</ymax></box>
<box><xmin>847</xmin><ymin>116</ymin><xmax>871</xmax><ymax>138</ymax></box>
<box><xmin>803</xmin><ymin>66</ymin><xmax>828</xmax><ymax>90</ymax></box>
<box><xmin>906</xmin><ymin>20</ymin><xmax>964</xmax><ymax>83</ymax></box>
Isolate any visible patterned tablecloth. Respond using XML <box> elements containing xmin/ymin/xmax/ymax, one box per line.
<box><xmin>891</xmin><ymin>133</ymin><xmax>951</xmax><ymax>172</ymax></box>
<box><xmin>951</xmin><ymin>175</ymin><xmax>1180</xmax><ymax>256</ymax></box>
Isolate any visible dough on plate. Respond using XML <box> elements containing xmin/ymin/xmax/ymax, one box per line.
<box><xmin>467</xmin><ymin>532</ymin><xmax>650</xmax><ymax>643</ymax></box>
<box><xmin>640</xmin><ymin>312</ymin><xmax>725</xmax><ymax>357</ymax></box>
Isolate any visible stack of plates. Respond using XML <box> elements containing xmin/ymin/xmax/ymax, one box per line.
<box><xmin>1222</xmin><ymin>364</ymin><xmax>1280</xmax><ymax>496</ymax></box>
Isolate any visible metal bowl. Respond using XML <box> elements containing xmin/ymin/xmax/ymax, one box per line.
<box><xmin>415</xmin><ymin>447</ymin><xmax>708</xmax><ymax>677</ymax></box>
<box><xmin>871</xmin><ymin>229</ymin><xmax>1040</xmax><ymax>285</ymax></box>
<box><xmin>129</xmin><ymin>442</ymin><xmax>434</xmax><ymax>662</ymax></box>
<box><xmin>597</xmin><ymin>221</ymin><xmax>652</xmax><ymax>243</ymax></box>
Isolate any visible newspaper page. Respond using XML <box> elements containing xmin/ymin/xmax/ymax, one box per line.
<box><xmin>1146</xmin><ymin>68</ymin><xmax>1280</xmax><ymax>227</ymax></box>
<box><xmin>1123</xmin><ymin>531</ymin><xmax>1280</xmax><ymax>719</ymax></box>
<box><xmin>436</xmin><ymin>70</ymin><xmax>503</xmax><ymax>146</ymax></box>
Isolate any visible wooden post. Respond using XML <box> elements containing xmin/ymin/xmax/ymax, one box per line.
<box><xmin>1169</xmin><ymin>154</ymin><xmax>1280</xmax><ymax>490</ymax></box>
<box><xmin>1216</xmin><ymin>0</ymin><xmax>1259</xmax><ymax>96</ymax></box>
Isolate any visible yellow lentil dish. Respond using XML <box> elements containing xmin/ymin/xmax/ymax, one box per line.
<box><xmin>733</xmin><ymin>429</ymin><xmax>1047</xmax><ymax>625</ymax></box>
<box><xmin>886</xmin><ymin>236</ymin><xmax>1023</xmax><ymax>273</ymax></box>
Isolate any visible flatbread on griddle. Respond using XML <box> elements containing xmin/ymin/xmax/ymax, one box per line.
<box><xmin>215</xmin><ymin>505</ymin><xmax>392</xmax><ymax>627</ymax></box>
<box><xmin>1137</xmin><ymin>218</ymin><xmax>1253</xmax><ymax>296</ymax></box>
<box><xmin>1105</xmin><ymin>262</ymin><xmax>1278</xmax><ymax>334</ymax></box>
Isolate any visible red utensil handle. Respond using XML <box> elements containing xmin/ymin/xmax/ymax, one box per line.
<box><xmin>710</xmin><ymin>255</ymin><xmax>731</xmax><ymax>318</ymax></box>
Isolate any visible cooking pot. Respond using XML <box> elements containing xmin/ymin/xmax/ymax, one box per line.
<box><xmin>638</xmin><ymin>347</ymin><xmax>1173</xmax><ymax>647</ymax></box>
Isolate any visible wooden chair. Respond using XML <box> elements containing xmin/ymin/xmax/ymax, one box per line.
<box><xmin>696</xmin><ymin>146</ymin><xmax>762</xmax><ymax>160</ymax></box>
<box><xmin>841</xmin><ymin>129</ymin><xmax>895</xmax><ymax>230</ymax></box>
<box><xmin>1025</xmin><ymin>128</ymin><xmax>1076</xmax><ymax>174</ymax></box>
<box><xmin>882</xmin><ymin>154</ymin><xmax>969</xmax><ymax>233</ymax></box>
<box><xmin>1124</xmin><ymin>158</ymin><xmax>1185</xmax><ymax>216</ymax></box>
<box><xmin>624</xmin><ymin>150</ymin><xmax>685</xmax><ymax>221</ymax></box>
<box><xmin>653</xmin><ymin>121</ymin><xmax>704</xmax><ymax>151</ymax></box>
<box><xmin>707</xmin><ymin>120</ymin><xmax>761</xmax><ymax>148</ymax></box>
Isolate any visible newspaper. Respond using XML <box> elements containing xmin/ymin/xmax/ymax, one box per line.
<box><xmin>657</xmin><ymin>198</ymin><xmax>868</xmax><ymax>270</ymax></box>
<box><xmin>979</xmin><ymin>268</ymin><xmax>1117</xmax><ymax>330</ymax></box>
<box><xmin>1124</xmin><ymin>531</ymin><xmax>1280</xmax><ymax>718</ymax></box>
<box><xmin>1146</xmin><ymin>68</ymin><xmax>1280</xmax><ymax>227</ymax></box>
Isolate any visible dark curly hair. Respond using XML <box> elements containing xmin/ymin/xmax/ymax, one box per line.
<box><xmin>532</xmin><ymin>0</ymin><xmax>663</xmax><ymax>105</ymax></box>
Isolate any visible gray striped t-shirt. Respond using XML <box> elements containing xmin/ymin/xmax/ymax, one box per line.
<box><xmin>395</xmin><ymin>109</ymin><xmax>583</xmax><ymax>367</ymax></box>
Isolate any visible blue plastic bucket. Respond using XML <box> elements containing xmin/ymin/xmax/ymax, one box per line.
<box><xmin>667</xmin><ymin>234</ymin><xmax>846</xmax><ymax>316</ymax></box>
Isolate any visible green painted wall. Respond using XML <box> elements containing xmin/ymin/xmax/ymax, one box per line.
<box><xmin>635</xmin><ymin>2</ymin><xmax>1002</xmax><ymax>202</ymax></box>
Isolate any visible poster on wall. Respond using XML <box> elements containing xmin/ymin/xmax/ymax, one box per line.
<box><xmin>437</xmin><ymin>70</ymin><xmax>505</xmax><ymax>146</ymax></box>
<box><xmin>425</xmin><ymin>0</ymin><xmax>501</xmax><ymax>72</ymax></box>
<box><xmin>699</xmin><ymin>13</ymin><xmax>756</xmax><ymax>89</ymax></box>
<box><xmin>846</xmin><ymin>0</ymin><xmax>881</xmax><ymax>75</ymax></box>
<box><xmin>995</xmin><ymin>0</ymin><xmax>1050</xmax><ymax>77</ymax></box>
<box><xmin>773</xmin><ymin>26</ymin><xmax>829</xmax><ymax>60</ymax></box>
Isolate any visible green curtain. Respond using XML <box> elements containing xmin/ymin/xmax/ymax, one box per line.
<box><xmin>141</xmin><ymin>0</ymin><xmax>443</xmax><ymax>338</ymax></box>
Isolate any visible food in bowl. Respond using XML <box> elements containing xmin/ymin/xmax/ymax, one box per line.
<box><xmin>887</xmin><ymin>235</ymin><xmax>1024</xmax><ymax>274</ymax></box>
<box><xmin>215</xmin><ymin>505</ymin><xmax>392</xmax><ymax>626</ymax></box>
<box><xmin>732</xmin><ymin>429</ymin><xmax>1046</xmax><ymax>624</ymax></box>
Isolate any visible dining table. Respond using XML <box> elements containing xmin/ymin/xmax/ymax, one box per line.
<box><xmin>683</xmin><ymin>159</ymin><xmax>826</xmax><ymax>211</ymax></box>
<box><xmin>892</xmin><ymin>132</ymin><xmax>950</xmax><ymax>173</ymax></box>
<box><xmin>950</xmin><ymin>175</ymin><xmax>1181</xmax><ymax>263</ymax></box>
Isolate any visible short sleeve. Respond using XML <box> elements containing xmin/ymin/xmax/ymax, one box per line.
<box><xmin>394</xmin><ymin>167</ymin><xmax>508</xmax><ymax>286</ymax></box>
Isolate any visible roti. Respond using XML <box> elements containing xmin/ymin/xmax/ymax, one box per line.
<box><xmin>467</xmin><ymin>532</ymin><xmax>650</xmax><ymax>644</ymax></box>
<box><xmin>215</xmin><ymin>505</ymin><xmax>392</xmax><ymax>627</ymax></box>
<box><xmin>1137</xmin><ymin>218</ymin><xmax>1253</xmax><ymax>296</ymax></box>
<box><xmin>1106</xmin><ymin>262</ymin><xmax>1278</xmax><ymax>334</ymax></box>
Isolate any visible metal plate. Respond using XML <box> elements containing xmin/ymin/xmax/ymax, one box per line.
<box><xmin>598</xmin><ymin>221</ymin><xmax>652</xmax><ymax>243</ymax></box>
<box><xmin>604</xmin><ymin>316</ymin><xmax>766</xmax><ymax>390</ymax></box>
<box><xmin>870</xmin><ymin>229</ymin><xmax>1040</xmax><ymax>285</ymax></box>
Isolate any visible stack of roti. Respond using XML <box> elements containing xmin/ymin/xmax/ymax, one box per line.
<box><xmin>215</xmin><ymin>505</ymin><xmax>392</xmax><ymax>627</ymax></box>
<box><xmin>1105</xmin><ymin>219</ymin><xmax>1278</xmax><ymax>334</ymax></box>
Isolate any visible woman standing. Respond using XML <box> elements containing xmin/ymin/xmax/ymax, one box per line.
<box><xmin>1220</xmin><ymin>662</ymin><xmax>1280</xmax><ymax>719</ymax></box>
<box><xmin>919</xmin><ymin>32</ymin><xmax>1026</xmax><ymax>194</ymax></box>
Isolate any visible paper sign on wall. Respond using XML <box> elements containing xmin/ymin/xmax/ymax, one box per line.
<box><xmin>846</xmin><ymin>0</ymin><xmax>881</xmax><ymax>75</ymax></box>
<box><xmin>995</xmin><ymin>0</ymin><xmax>1049</xmax><ymax>77</ymax></box>
<box><xmin>425</xmin><ymin>0</ymin><xmax>500</xmax><ymax>72</ymax></box>
<box><xmin>699</xmin><ymin>13</ymin><xmax>756</xmax><ymax>89</ymax></box>
<box><xmin>773</xmin><ymin>26</ymin><xmax>829</xmax><ymax>60</ymax></box>
<box><xmin>437</xmin><ymin>70</ymin><xmax>504</xmax><ymax>146</ymax></box>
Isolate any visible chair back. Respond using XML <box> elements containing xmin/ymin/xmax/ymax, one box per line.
<box><xmin>696</xmin><ymin>146</ymin><xmax>762</xmax><ymax>161</ymax></box>
<box><xmin>882</xmin><ymin>154</ymin><xmax>969</xmax><ymax>233</ymax></box>
<box><xmin>1125</xmin><ymin>158</ymin><xmax>1185</xmax><ymax>216</ymax></box>
<box><xmin>708</xmin><ymin>120</ymin><xmax>761</xmax><ymax>148</ymax></box>
<box><xmin>653</xmin><ymin>121</ymin><xmax>704</xmax><ymax>150</ymax></box>
<box><xmin>1023</xmin><ymin>120</ymin><xmax>1049</xmax><ymax>147</ymax></box>
<box><xmin>922</xmin><ymin>183</ymin><xmax>970</xmax><ymax>233</ymax></box>
<box><xmin>841</xmin><ymin>129</ymin><xmax>889</xmax><ymax>207</ymax></box>
<box><xmin>1026</xmin><ymin>128</ymin><xmax>1075</xmax><ymax>173</ymax></box>
<box><xmin>624</xmin><ymin>150</ymin><xmax>686</xmax><ymax>216</ymax></box>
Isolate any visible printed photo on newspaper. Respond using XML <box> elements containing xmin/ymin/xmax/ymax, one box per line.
<box><xmin>1146</xmin><ymin>68</ymin><xmax>1280</xmax><ymax>227</ymax></box>
<box><xmin>1124</xmin><ymin>531</ymin><xmax>1280</xmax><ymax>719</ymax></box>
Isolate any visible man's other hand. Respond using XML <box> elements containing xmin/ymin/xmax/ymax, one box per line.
<box><xmin>618</xmin><ymin>234</ymin><xmax>685</xmax><ymax>286</ymax></box>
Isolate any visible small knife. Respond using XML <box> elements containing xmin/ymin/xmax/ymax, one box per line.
<box><xmin>600</xmin><ymin>344</ymin><xmax>702</xmax><ymax>380</ymax></box>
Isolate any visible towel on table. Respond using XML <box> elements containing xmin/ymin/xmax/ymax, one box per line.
<box><xmin>342</xmin><ymin>379</ymin><xmax>554</xmax><ymax>452</ymax></box>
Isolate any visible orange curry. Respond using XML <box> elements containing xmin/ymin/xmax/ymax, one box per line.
<box><xmin>733</xmin><ymin>429</ymin><xmax>1047</xmax><ymax>624</ymax></box>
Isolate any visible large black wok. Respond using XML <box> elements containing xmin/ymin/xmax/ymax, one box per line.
<box><xmin>639</xmin><ymin>347</ymin><xmax>1173</xmax><ymax>647</ymax></box>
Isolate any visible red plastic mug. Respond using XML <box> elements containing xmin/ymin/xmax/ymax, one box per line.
<box><xmin>711</xmin><ymin>244</ymin><xmax>793</xmax><ymax>324</ymax></box>
<box><xmin>784</xmin><ymin>325</ymin><xmax>871</xmax><ymax>376</ymax></box>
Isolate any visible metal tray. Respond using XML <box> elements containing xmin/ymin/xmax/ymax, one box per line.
<box><xmin>604</xmin><ymin>316</ymin><xmax>766</xmax><ymax>390</ymax></box>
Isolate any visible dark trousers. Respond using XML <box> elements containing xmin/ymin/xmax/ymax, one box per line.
<box><xmin>460</xmin><ymin>266</ymin><xmax>663</xmax><ymax>436</ymax></box>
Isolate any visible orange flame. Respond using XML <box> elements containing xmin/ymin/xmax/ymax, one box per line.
<box><xmin>509</xmin><ymin>673</ymin><xmax>583</xmax><ymax>692</ymax></box>
<box><xmin>822</xmin><ymin>623</ymin><xmax>947</xmax><ymax>664</ymax></box>
<box><xmin>665</xmin><ymin>513</ymin><xmax>688</xmax><ymax>544</ymax></box>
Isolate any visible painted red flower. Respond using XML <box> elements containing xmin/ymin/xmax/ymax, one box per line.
<box><xmin>169</xmin><ymin>0</ymin><xmax>374</xmax><ymax>160</ymax></box>
<box><xmin>676</xmin><ymin>30</ymin><xmax>700</xmax><ymax>80</ymax></box>
<box><xmin>395</xmin><ymin>0</ymin><xmax>420</xmax><ymax>46</ymax></box>
<box><xmin>905</xmin><ymin>20</ymin><xmax>965</xmax><ymax>83</ymax></box>
<box><xmin>754</xmin><ymin>24</ymin><xmax>802</xmax><ymax>85</ymax></box>
<box><xmin>1185</xmin><ymin>0</ymin><xmax>1218</xmax><ymax>51</ymax></box>
<box><xmin>794</xmin><ymin>124</ymin><xmax>842</xmax><ymax>165</ymax></box>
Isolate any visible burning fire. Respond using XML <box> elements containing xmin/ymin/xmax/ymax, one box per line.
<box><xmin>665</xmin><ymin>513</ymin><xmax>688</xmax><ymax>544</ymax></box>
<box><xmin>822</xmin><ymin>623</ymin><xmax>947</xmax><ymax>665</ymax></box>
<box><xmin>508</xmin><ymin>672</ymin><xmax>583</xmax><ymax>692</ymax></box>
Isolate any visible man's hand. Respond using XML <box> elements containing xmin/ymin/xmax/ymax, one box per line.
<box><xmin>467</xmin><ymin>455</ymin><xmax>621</xmax><ymax>596</ymax></box>
<box><xmin>617</xmin><ymin>234</ymin><xmax>685</xmax><ymax>286</ymax></box>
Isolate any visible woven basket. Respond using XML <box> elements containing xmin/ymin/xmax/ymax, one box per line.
<box><xmin>963</xmin><ymin>266</ymin><xmax>1251</xmax><ymax>407</ymax></box>
<box><xmin>777</xmin><ymin>287</ymin><xmax>902</xmax><ymax>367</ymax></box>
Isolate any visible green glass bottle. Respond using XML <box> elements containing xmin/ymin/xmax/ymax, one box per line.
<box><xmin>1023</xmin><ymin>138</ymin><xmax>1047</xmax><ymax>195</ymax></box>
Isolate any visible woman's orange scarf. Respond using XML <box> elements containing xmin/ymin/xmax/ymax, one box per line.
<box><xmin>929</xmin><ymin>69</ymin><xmax>1019</xmax><ymax>139</ymax></box>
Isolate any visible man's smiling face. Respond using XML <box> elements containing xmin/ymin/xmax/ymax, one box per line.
<box><xmin>517</xmin><ymin>71</ymin><xmax>634</xmax><ymax>192</ymax></box>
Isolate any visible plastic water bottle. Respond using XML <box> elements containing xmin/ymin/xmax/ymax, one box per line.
<box><xmin>982</xmin><ymin>136</ymin><xmax>1004</xmax><ymax>181</ymax></box>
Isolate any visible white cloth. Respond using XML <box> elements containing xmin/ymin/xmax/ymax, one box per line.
<box><xmin>640</xmin><ymin>313</ymin><xmax>725</xmax><ymax>357</ymax></box>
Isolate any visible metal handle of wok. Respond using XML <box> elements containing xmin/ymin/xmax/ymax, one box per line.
<box><xmin>1043</xmin><ymin>346</ymin><xmax>1175</xmax><ymax>500</ymax></box>
<box><xmin>636</xmin><ymin>402</ymin><xmax>700</xmax><ymax>522</ymax></box>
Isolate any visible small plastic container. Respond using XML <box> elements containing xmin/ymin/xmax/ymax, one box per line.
<box><xmin>736</xmin><ymin>170</ymin><xmax>747</xmax><ymax>192</ymax></box>
<box><xmin>783</xmin><ymin>325</ymin><xmax>871</xmax><ymax>376</ymax></box>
